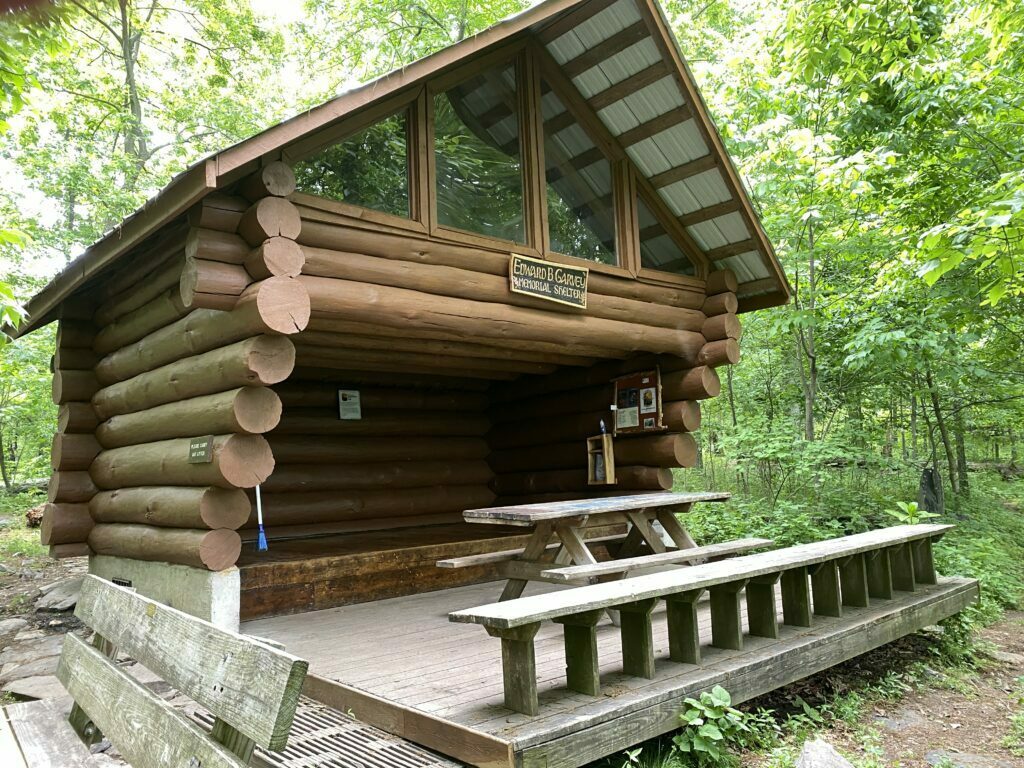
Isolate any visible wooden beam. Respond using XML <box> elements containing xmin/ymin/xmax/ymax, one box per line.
<box><xmin>617</xmin><ymin>106</ymin><xmax>693</xmax><ymax>147</ymax></box>
<box><xmin>536</xmin><ymin>0</ymin><xmax>621</xmax><ymax>43</ymax></box>
<box><xmin>588</xmin><ymin>61</ymin><xmax>670</xmax><ymax>112</ymax></box>
<box><xmin>705</xmin><ymin>238</ymin><xmax>758</xmax><ymax>261</ymax></box>
<box><xmin>562</xmin><ymin>21</ymin><xmax>650</xmax><ymax>79</ymax></box>
<box><xmin>650</xmin><ymin>153</ymin><xmax>718</xmax><ymax>188</ymax></box>
<box><xmin>678</xmin><ymin>199</ymin><xmax>742</xmax><ymax>227</ymax></box>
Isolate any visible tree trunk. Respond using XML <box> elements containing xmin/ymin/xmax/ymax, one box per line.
<box><xmin>925</xmin><ymin>367</ymin><xmax>959</xmax><ymax>496</ymax></box>
<box><xmin>954</xmin><ymin>405</ymin><xmax>969</xmax><ymax>496</ymax></box>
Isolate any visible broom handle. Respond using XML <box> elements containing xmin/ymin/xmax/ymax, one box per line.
<box><xmin>256</xmin><ymin>484</ymin><xmax>264</xmax><ymax>525</ymax></box>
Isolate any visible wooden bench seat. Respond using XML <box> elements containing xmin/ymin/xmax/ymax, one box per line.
<box><xmin>449</xmin><ymin>524</ymin><xmax>951</xmax><ymax>715</ymax></box>
<box><xmin>56</xmin><ymin>575</ymin><xmax>309</xmax><ymax>767</ymax></box>
<box><xmin>540</xmin><ymin>537</ymin><xmax>773</xmax><ymax>581</ymax></box>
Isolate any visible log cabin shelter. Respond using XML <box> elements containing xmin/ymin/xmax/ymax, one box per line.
<box><xmin>14</xmin><ymin>1</ymin><xmax>978</xmax><ymax>766</ymax></box>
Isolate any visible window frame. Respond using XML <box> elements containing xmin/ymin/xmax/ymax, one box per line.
<box><xmin>634</xmin><ymin>172</ymin><xmax>710</xmax><ymax>286</ymax></box>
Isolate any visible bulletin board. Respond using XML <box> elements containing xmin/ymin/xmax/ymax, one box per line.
<box><xmin>611</xmin><ymin>370</ymin><xmax>664</xmax><ymax>436</ymax></box>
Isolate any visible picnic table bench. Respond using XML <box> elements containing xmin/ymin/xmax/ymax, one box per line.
<box><xmin>440</xmin><ymin>492</ymin><xmax>745</xmax><ymax>598</ymax></box>
<box><xmin>54</xmin><ymin>575</ymin><xmax>308</xmax><ymax>767</ymax></box>
<box><xmin>449</xmin><ymin>524</ymin><xmax>951</xmax><ymax>715</ymax></box>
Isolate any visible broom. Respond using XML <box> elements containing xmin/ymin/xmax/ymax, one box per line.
<box><xmin>255</xmin><ymin>484</ymin><xmax>268</xmax><ymax>552</ymax></box>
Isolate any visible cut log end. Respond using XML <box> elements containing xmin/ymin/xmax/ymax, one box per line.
<box><xmin>245</xmin><ymin>238</ymin><xmax>305</xmax><ymax>280</ymax></box>
<box><xmin>705</xmin><ymin>269</ymin><xmax>739</xmax><ymax>295</ymax></box>
<box><xmin>698</xmin><ymin>338</ymin><xmax>741</xmax><ymax>368</ymax></box>
<box><xmin>240</xmin><ymin>276</ymin><xmax>311</xmax><ymax>335</ymax></box>
<box><xmin>217</xmin><ymin>434</ymin><xmax>276</xmax><ymax>488</ymax></box>
<box><xmin>199</xmin><ymin>528</ymin><xmax>243</xmax><ymax>571</ymax></box>
<box><xmin>238</xmin><ymin>197</ymin><xmax>302</xmax><ymax>246</ymax></box>
<box><xmin>239</xmin><ymin>161</ymin><xmax>297</xmax><ymax>201</ymax></box>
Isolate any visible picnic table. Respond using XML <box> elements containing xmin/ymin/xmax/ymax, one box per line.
<box><xmin>440</xmin><ymin>492</ymin><xmax>736</xmax><ymax>601</ymax></box>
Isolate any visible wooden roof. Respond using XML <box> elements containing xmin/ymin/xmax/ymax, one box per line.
<box><xmin>16</xmin><ymin>0</ymin><xmax>789</xmax><ymax>337</ymax></box>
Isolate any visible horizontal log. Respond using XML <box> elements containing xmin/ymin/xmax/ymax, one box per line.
<box><xmin>93</xmin><ymin>289</ymin><xmax>189</xmax><ymax>355</ymax></box>
<box><xmin>93</xmin><ymin>255</ymin><xmax>185</xmax><ymax>328</ymax></box>
<box><xmin>702</xmin><ymin>313</ymin><xmax>742</xmax><ymax>341</ymax></box>
<box><xmin>238</xmin><ymin>197</ymin><xmax>301</xmax><ymax>246</ymax></box>
<box><xmin>663</xmin><ymin>400</ymin><xmax>701</xmax><ymax>432</ymax></box>
<box><xmin>705</xmin><ymin>269</ymin><xmax>738</xmax><ymax>295</ymax></box>
<box><xmin>493</xmin><ymin>466</ymin><xmax>672</xmax><ymax>496</ymax></box>
<box><xmin>306</xmin><ymin>317</ymin><xmax>623</xmax><ymax>360</ymax></box>
<box><xmin>491</xmin><ymin>383</ymin><xmax>612</xmax><ymax>424</ymax></box>
<box><xmin>268</xmin><ymin>435</ymin><xmax>489</xmax><ymax>464</ymax></box>
<box><xmin>185</xmin><ymin>228</ymin><xmax>249</xmax><ymax>265</ymax></box>
<box><xmin>48</xmin><ymin>471</ymin><xmax>98</xmax><ymax>503</ymax></box>
<box><xmin>302</xmin><ymin>247</ymin><xmax>705</xmax><ymax>332</ymax></box>
<box><xmin>41</xmin><ymin>502</ymin><xmax>94</xmax><ymax>546</ymax></box>
<box><xmin>93</xmin><ymin>335</ymin><xmax>295</xmax><ymax>419</ymax></box>
<box><xmin>96</xmin><ymin>387</ymin><xmax>282</xmax><ymax>449</ymax></box>
<box><xmin>53</xmin><ymin>346</ymin><xmax>99</xmax><ymax>370</ymax></box>
<box><xmin>662</xmin><ymin>366</ymin><xmax>721</xmax><ymax>400</ymax></box>
<box><xmin>292</xmin><ymin>352</ymin><xmax>520</xmax><ymax>381</ymax></box>
<box><xmin>295</xmin><ymin>344</ymin><xmax>560</xmax><ymax>376</ymax></box>
<box><xmin>295</xmin><ymin>332</ymin><xmax>595</xmax><ymax>368</ymax></box>
<box><xmin>273</xmin><ymin>382</ymin><xmax>488</xmax><ymax>411</ymax></box>
<box><xmin>52</xmin><ymin>370</ymin><xmax>99</xmax><ymax>405</ymax></box>
<box><xmin>244</xmin><ymin>484</ymin><xmax>496</xmax><ymax>528</ymax></box>
<box><xmin>616</xmin><ymin>432</ymin><xmax>698</xmax><ymax>468</ymax></box>
<box><xmin>239</xmin><ymin>161</ymin><xmax>296</xmax><ymax>201</ymax></box>
<box><xmin>50</xmin><ymin>542</ymin><xmax>91</xmax><ymax>559</ymax></box>
<box><xmin>51</xmin><ymin>433</ymin><xmax>101</xmax><ymax>471</ymax></box>
<box><xmin>290</xmin><ymin>366</ymin><xmax>491</xmax><ymax>390</ymax></box>
<box><xmin>245</xmin><ymin>237</ymin><xmax>305</xmax><ymax>280</ymax></box>
<box><xmin>88</xmin><ymin>524</ymin><xmax>241</xmax><ymax>571</ymax></box>
<box><xmin>237</xmin><ymin>512</ymin><xmax>474</xmax><ymax>544</ymax></box>
<box><xmin>95</xmin><ymin>278</ymin><xmax>309</xmax><ymax>385</ymax></box>
<box><xmin>302</xmin><ymin>276</ymin><xmax>705</xmax><ymax>361</ymax></box>
<box><xmin>96</xmin><ymin>224</ymin><xmax>187</xmax><ymax>300</ymax></box>
<box><xmin>58</xmin><ymin>402</ymin><xmax>99</xmax><ymax>433</ymax></box>
<box><xmin>188</xmin><ymin>194</ymin><xmax>247</xmax><ymax>232</ymax></box>
<box><xmin>697</xmin><ymin>338</ymin><xmax>741</xmax><ymax>368</ymax></box>
<box><xmin>262</xmin><ymin>460</ymin><xmax>494</xmax><ymax>493</ymax></box>
<box><xmin>703</xmin><ymin>292</ymin><xmax>738</xmax><ymax>316</ymax></box>
<box><xmin>90</xmin><ymin>486</ymin><xmax>251</xmax><ymax>530</ymax></box>
<box><xmin>90</xmin><ymin>434</ymin><xmax>274</xmax><ymax>490</ymax></box>
<box><xmin>296</xmin><ymin>216</ymin><xmax>705</xmax><ymax>309</ymax></box>
<box><xmin>56</xmin><ymin>321</ymin><xmax>97</xmax><ymax>349</ymax></box>
<box><xmin>180</xmin><ymin>258</ymin><xmax>251</xmax><ymax>310</ymax></box>
<box><xmin>273</xmin><ymin>409</ymin><xmax>489</xmax><ymax>437</ymax></box>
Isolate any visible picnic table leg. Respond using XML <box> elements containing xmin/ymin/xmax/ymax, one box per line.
<box><xmin>655</xmin><ymin>505</ymin><xmax>698</xmax><ymax>550</ymax></box>
<box><xmin>625</xmin><ymin>511</ymin><xmax>667</xmax><ymax>554</ymax></box>
<box><xmin>499</xmin><ymin>522</ymin><xmax>554</xmax><ymax>602</ymax></box>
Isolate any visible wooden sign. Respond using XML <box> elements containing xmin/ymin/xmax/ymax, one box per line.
<box><xmin>612</xmin><ymin>370</ymin><xmax>664</xmax><ymax>435</ymax></box>
<box><xmin>187</xmin><ymin>436</ymin><xmax>214</xmax><ymax>464</ymax></box>
<box><xmin>509</xmin><ymin>253</ymin><xmax>588</xmax><ymax>308</ymax></box>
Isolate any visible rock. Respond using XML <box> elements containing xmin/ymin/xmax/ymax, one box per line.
<box><xmin>989</xmin><ymin>650</ymin><xmax>1024</xmax><ymax>666</ymax></box>
<box><xmin>24</xmin><ymin>503</ymin><xmax>44</xmax><ymax>528</ymax></box>
<box><xmin>874</xmin><ymin>708</ymin><xmax>926</xmax><ymax>732</ymax></box>
<box><xmin>35</xmin><ymin>576</ymin><xmax>83</xmax><ymax>612</ymax></box>
<box><xmin>13</xmin><ymin>628</ymin><xmax>45</xmax><ymax>643</ymax></box>
<box><xmin>925</xmin><ymin>750</ymin><xmax>1015</xmax><ymax>768</ymax></box>
<box><xmin>796</xmin><ymin>739</ymin><xmax>854</xmax><ymax>768</ymax></box>
<box><xmin>2</xmin><ymin>674</ymin><xmax>67</xmax><ymax>700</ymax></box>
<box><xmin>0</xmin><ymin>633</ymin><xmax>65</xmax><ymax>667</ymax></box>
<box><xmin>0</xmin><ymin>617</ymin><xmax>29</xmax><ymax>647</ymax></box>
<box><xmin>0</xmin><ymin>655</ymin><xmax>61</xmax><ymax>683</ymax></box>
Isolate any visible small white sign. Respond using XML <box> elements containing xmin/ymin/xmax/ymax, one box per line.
<box><xmin>615</xmin><ymin>407</ymin><xmax>639</xmax><ymax>430</ymax></box>
<box><xmin>338</xmin><ymin>389</ymin><xmax>362</xmax><ymax>420</ymax></box>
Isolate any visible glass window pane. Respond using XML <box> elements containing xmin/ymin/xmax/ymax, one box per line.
<box><xmin>638</xmin><ymin>196</ymin><xmax>694</xmax><ymax>275</ymax></box>
<box><xmin>542</xmin><ymin>83</ymin><xmax>617</xmax><ymax>265</ymax></box>
<box><xmin>293</xmin><ymin>111</ymin><xmax>409</xmax><ymax>218</ymax></box>
<box><xmin>434</xmin><ymin>64</ymin><xmax>525</xmax><ymax>242</ymax></box>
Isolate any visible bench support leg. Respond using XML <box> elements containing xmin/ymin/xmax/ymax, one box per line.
<box><xmin>866</xmin><ymin>549</ymin><xmax>893</xmax><ymax>600</ymax></box>
<box><xmin>710</xmin><ymin>581</ymin><xmax>747</xmax><ymax>651</ymax></box>
<box><xmin>811</xmin><ymin>561</ymin><xmax>842</xmax><ymax>618</ymax></box>
<box><xmin>781</xmin><ymin>567</ymin><xmax>812</xmax><ymax>627</ymax></box>
<box><xmin>890</xmin><ymin>543</ymin><xmax>917</xmax><ymax>592</ymax></box>
<box><xmin>746</xmin><ymin>574</ymin><xmax>780</xmax><ymax>639</ymax></box>
<box><xmin>211</xmin><ymin>719</ymin><xmax>256</xmax><ymax>762</ymax></box>
<box><xmin>487</xmin><ymin>623</ymin><xmax>542</xmax><ymax>716</ymax></box>
<box><xmin>619</xmin><ymin>598</ymin><xmax>658</xmax><ymax>678</ymax></box>
<box><xmin>839</xmin><ymin>554</ymin><xmax>870</xmax><ymax>608</ymax></box>
<box><xmin>554</xmin><ymin>610</ymin><xmax>604</xmax><ymax>696</ymax></box>
<box><xmin>913</xmin><ymin>538</ymin><xmax>938</xmax><ymax>585</ymax></box>
<box><xmin>665</xmin><ymin>589</ymin><xmax>704</xmax><ymax>664</ymax></box>
<box><xmin>69</xmin><ymin>633</ymin><xmax>116</xmax><ymax>745</ymax></box>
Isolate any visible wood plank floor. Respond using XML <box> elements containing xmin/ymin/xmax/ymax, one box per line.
<box><xmin>242</xmin><ymin>575</ymin><xmax>979</xmax><ymax>767</ymax></box>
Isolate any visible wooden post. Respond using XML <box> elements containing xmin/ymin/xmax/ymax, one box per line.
<box><xmin>664</xmin><ymin>589</ymin><xmax>704</xmax><ymax>664</ymax></box>
<box><xmin>553</xmin><ymin>609</ymin><xmax>604</xmax><ymax>696</ymax></box>
<box><xmin>745</xmin><ymin>574</ymin><xmax>780</xmax><ymax>639</ymax></box>
<box><xmin>890</xmin><ymin>543</ymin><xmax>917</xmax><ymax>592</ymax></box>
<box><xmin>780</xmin><ymin>567</ymin><xmax>812</xmax><ymax>627</ymax></box>
<box><xmin>913</xmin><ymin>538</ymin><xmax>938</xmax><ymax>585</ymax></box>
<box><xmin>709</xmin><ymin>580</ymin><xmax>746</xmax><ymax>650</ymax></box>
<box><xmin>618</xmin><ymin>598</ymin><xmax>658</xmax><ymax>678</ymax></box>
<box><xmin>866</xmin><ymin>549</ymin><xmax>893</xmax><ymax>600</ymax></box>
<box><xmin>486</xmin><ymin>623</ymin><xmax>541</xmax><ymax>716</ymax></box>
<box><xmin>839</xmin><ymin>554</ymin><xmax>870</xmax><ymax>607</ymax></box>
<box><xmin>811</xmin><ymin>561</ymin><xmax>842</xmax><ymax>618</ymax></box>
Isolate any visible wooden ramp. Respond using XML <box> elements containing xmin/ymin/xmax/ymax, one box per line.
<box><xmin>243</xmin><ymin>576</ymin><xmax>979</xmax><ymax>768</ymax></box>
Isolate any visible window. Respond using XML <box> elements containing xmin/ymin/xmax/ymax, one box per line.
<box><xmin>637</xmin><ymin>195</ymin><xmax>695</xmax><ymax>275</ymax></box>
<box><xmin>433</xmin><ymin>63</ymin><xmax>525</xmax><ymax>242</ymax></box>
<box><xmin>542</xmin><ymin>83</ymin><xmax>617</xmax><ymax>265</ymax></box>
<box><xmin>294</xmin><ymin>110</ymin><xmax>410</xmax><ymax>218</ymax></box>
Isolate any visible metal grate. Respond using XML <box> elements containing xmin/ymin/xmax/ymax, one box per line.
<box><xmin>196</xmin><ymin>698</ymin><xmax>463</xmax><ymax>768</ymax></box>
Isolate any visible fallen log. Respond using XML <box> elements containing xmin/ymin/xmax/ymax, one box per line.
<box><xmin>90</xmin><ymin>434</ymin><xmax>274</xmax><ymax>489</ymax></box>
<box><xmin>88</xmin><ymin>524</ymin><xmax>241</xmax><ymax>571</ymax></box>
<box><xmin>93</xmin><ymin>335</ymin><xmax>295</xmax><ymax>419</ymax></box>
<box><xmin>262</xmin><ymin>460</ymin><xmax>494</xmax><ymax>493</ymax></box>
<box><xmin>267</xmin><ymin>435</ymin><xmax>489</xmax><ymax>464</ymax></box>
<box><xmin>96</xmin><ymin>387</ymin><xmax>282</xmax><ymax>449</ymax></box>
<box><xmin>90</xmin><ymin>486</ymin><xmax>251</xmax><ymax>530</ymax></box>
<box><xmin>40</xmin><ymin>503</ymin><xmax>94</xmax><ymax>546</ymax></box>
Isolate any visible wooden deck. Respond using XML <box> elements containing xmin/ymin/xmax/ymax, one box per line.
<box><xmin>243</xmin><ymin>575</ymin><xmax>979</xmax><ymax>768</ymax></box>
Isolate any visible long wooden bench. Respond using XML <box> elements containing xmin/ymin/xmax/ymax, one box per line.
<box><xmin>449</xmin><ymin>524</ymin><xmax>951</xmax><ymax>715</ymax></box>
<box><xmin>56</xmin><ymin>575</ymin><xmax>309</xmax><ymax>767</ymax></box>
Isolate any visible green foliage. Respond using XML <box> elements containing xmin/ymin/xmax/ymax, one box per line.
<box><xmin>672</xmin><ymin>686</ymin><xmax>774</xmax><ymax>765</ymax></box>
<box><xmin>1005</xmin><ymin>676</ymin><xmax>1024</xmax><ymax>756</ymax></box>
<box><xmin>885</xmin><ymin>501</ymin><xmax>940</xmax><ymax>524</ymax></box>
